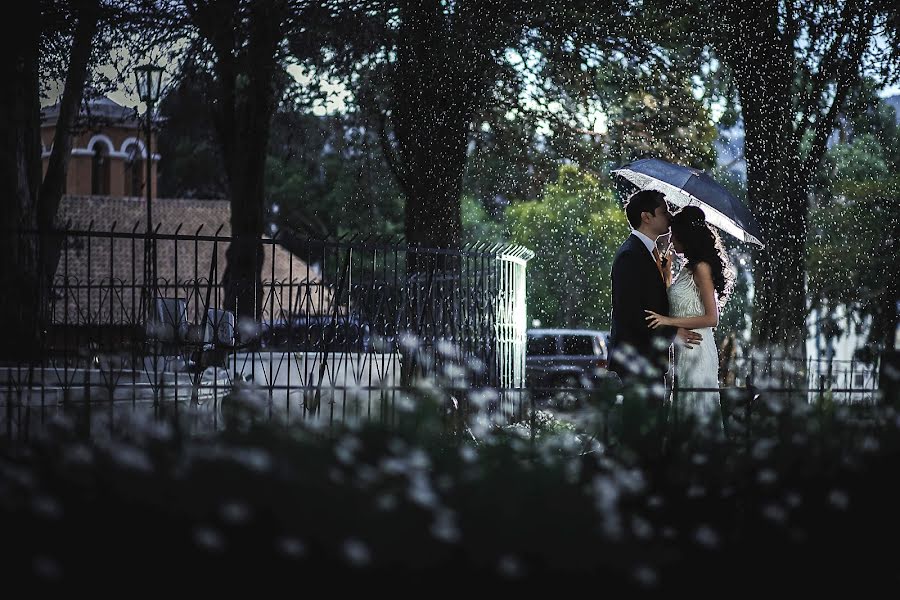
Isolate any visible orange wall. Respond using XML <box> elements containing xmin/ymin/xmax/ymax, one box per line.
<box><xmin>41</xmin><ymin>124</ymin><xmax>158</xmax><ymax>199</ymax></box>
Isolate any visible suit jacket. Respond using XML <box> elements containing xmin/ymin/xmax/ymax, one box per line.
<box><xmin>608</xmin><ymin>234</ymin><xmax>676</xmax><ymax>380</ymax></box>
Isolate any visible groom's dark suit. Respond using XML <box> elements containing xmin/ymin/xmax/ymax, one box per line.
<box><xmin>608</xmin><ymin>234</ymin><xmax>676</xmax><ymax>383</ymax></box>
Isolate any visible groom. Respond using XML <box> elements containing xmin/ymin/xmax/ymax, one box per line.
<box><xmin>608</xmin><ymin>189</ymin><xmax>701</xmax><ymax>405</ymax></box>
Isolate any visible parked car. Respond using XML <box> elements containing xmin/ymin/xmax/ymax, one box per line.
<box><xmin>526</xmin><ymin>328</ymin><xmax>611</xmax><ymax>396</ymax></box>
<box><xmin>261</xmin><ymin>315</ymin><xmax>369</xmax><ymax>352</ymax></box>
<box><xmin>261</xmin><ymin>314</ymin><xmax>397</xmax><ymax>353</ymax></box>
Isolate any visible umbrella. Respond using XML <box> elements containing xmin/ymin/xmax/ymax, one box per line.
<box><xmin>611</xmin><ymin>157</ymin><xmax>765</xmax><ymax>247</ymax></box>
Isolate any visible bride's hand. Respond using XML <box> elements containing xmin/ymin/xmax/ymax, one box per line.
<box><xmin>644</xmin><ymin>310</ymin><xmax>671</xmax><ymax>329</ymax></box>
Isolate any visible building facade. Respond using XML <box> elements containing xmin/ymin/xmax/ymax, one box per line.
<box><xmin>40</xmin><ymin>96</ymin><xmax>329</xmax><ymax>323</ymax></box>
<box><xmin>40</xmin><ymin>96</ymin><xmax>159</xmax><ymax>200</ymax></box>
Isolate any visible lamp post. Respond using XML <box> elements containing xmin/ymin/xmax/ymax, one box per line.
<box><xmin>134</xmin><ymin>64</ymin><xmax>164</xmax><ymax>315</ymax></box>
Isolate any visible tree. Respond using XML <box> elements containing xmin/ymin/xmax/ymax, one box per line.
<box><xmin>460</xmin><ymin>55</ymin><xmax>721</xmax><ymax>262</ymax></box>
<box><xmin>0</xmin><ymin>1</ymin><xmax>43</xmax><ymax>359</ymax></box>
<box><xmin>39</xmin><ymin>0</ymin><xmax>188</xmax><ymax>269</ymax></box>
<box><xmin>156</xmin><ymin>63</ymin><xmax>228</xmax><ymax>200</ymax></box>
<box><xmin>183</xmin><ymin>0</ymin><xmax>294</xmax><ymax>322</ymax></box>
<box><xmin>506</xmin><ymin>165</ymin><xmax>628</xmax><ymax>329</ymax></box>
<box><xmin>808</xmin><ymin>89</ymin><xmax>900</xmax><ymax>360</ymax></box>
<box><xmin>675</xmin><ymin>1</ymin><xmax>900</xmax><ymax>367</ymax></box>
<box><xmin>600</xmin><ymin>67</ymin><xmax>719</xmax><ymax>171</ymax></box>
<box><xmin>38</xmin><ymin>0</ymin><xmax>102</xmax><ymax>238</ymax></box>
<box><xmin>266</xmin><ymin>111</ymin><xmax>405</xmax><ymax>239</ymax></box>
<box><xmin>295</xmin><ymin>1</ymin><xmax>657</xmax><ymax>251</ymax></box>
<box><xmin>157</xmin><ymin>74</ymin><xmax>405</xmax><ymax>238</ymax></box>
<box><xmin>809</xmin><ymin>175</ymin><xmax>899</xmax><ymax>361</ymax></box>
<box><xmin>460</xmin><ymin>194</ymin><xmax>504</xmax><ymax>245</ymax></box>
<box><xmin>463</xmin><ymin>106</ymin><xmax>597</xmax><ymax>211</ymax></box>
<box><xmin>1</xmin><ymin>0</ymin><xmax>152</xmax><ymax>358</ymax></box>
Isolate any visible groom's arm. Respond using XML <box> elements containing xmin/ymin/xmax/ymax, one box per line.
<box><xmin>657</xmin><ymin>324</ymin><xmax>677</xmax><ymax>344</ymax></box>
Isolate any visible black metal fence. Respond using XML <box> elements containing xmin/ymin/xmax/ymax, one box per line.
<box><xmin>668</xmin><ymin>353</ymin><xmax>885</xmax><ymax>438</ymax></box>
<box><xmin>1</xmin><ymin>225</ymin><xmax>534</xmax><ymax>438</ymax></box>
<box><xmin>718</xmin><ymin>354</ymin><xmax>881</xmax><ymax>400</ymax></box>
<box><xmin>3</xmin><ymin>225</ymin><xmax>893</xmax><ymax>445</ymax></box>
<box><xmin>528</xmin><ymin>346</ymin><xmax>888</xmax><ymax>446</ymax></box>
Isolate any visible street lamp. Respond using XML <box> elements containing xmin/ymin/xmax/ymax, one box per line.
<box><xmin>134</xmin><ymin>64</ymin><xmax>164</xmax><ymax>316</ymax></box>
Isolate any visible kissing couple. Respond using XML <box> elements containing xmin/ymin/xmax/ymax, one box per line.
<box><xmin>607</xmin><ymin>189</ymin><xmax>736</xmax><ymax>434</ymax></box>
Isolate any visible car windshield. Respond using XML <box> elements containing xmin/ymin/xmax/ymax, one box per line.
<box><xmin>527</xmin><ymin>335</ymin><xmax>557</xmax><ymax>356</ymax></box>
<box><xmin>561</xmin><ymin>335</ymin><xmax>595</xmax><ymax>356</ymax></box>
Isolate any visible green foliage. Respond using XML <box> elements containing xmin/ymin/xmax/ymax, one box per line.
<box><xmin>265</xmin><ymin>110</ymin><xmax>403</xmax><ymax>237</ymax></box>
<box><xmin>267</xmin><ymin>152</ymin><xmax>404</xmax><ymax>238</ymax></box>
<box><xmin>461</xmin><ymin>194</ymin><xmax>504</xmax><ymax>244</ymax></box>
<box><xmin>505</xmin><ymin>165</ymin><xmax>629</xmax><ymax>329</ymax></box>
<box><xmin>823</xmin><ymin>134</ymin><xmax>890</xmax><ymax>184</ymax></box>
<box><xmin>808</xmin><ymin>91</ymin><xmax>900</xmax><ymax>355</ymax></box>
<box><xmin>462</xmin><ymin>103</ymin><xmax>609</xmax><ymax>206</ymax></box>
<box><xmin>157</xmin><ymin>69</ymin><xmax>228</xmax><ymax>199</ymax></box>
<box><xmin>840</xmin><ymin>79</ymin><xmax>900</xmax><ymax>165</ymax></box>
<box><xmin>598</xmin><ymin>66</ymin><xmax>719</xmax><ymax>171</ymax></box>
<box><xmin>159</xmin><ymin>73</ymin><xmax>406</xmax><ymax>237</ymax></box>
<box><xmin>808</xmin><ymin>175</ymin><xmax>900</xmax><ymax>352</ymax></box>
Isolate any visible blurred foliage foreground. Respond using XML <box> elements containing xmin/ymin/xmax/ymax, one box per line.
<box><xmin>2</xmin><ymin>376</ymin><xmax>900</xmax><ymax>592</ymax></box>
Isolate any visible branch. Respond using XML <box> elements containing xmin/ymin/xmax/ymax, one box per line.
<box><xmin>805</xmin><ymin>10</ymin><xmax>875</xmax><ymax>174</ymax></box>
<box><xmin>797</xmin><ymin>0</ymin><xmax>858</xmax><ymax>125</ymax></box>
<box><xmin>185</xmin><ymin>0</ymin><xmax>238</xmax><ymax>167</ymax></box>
<box><xmin>372</xmin><ymin>99</ymin><xmax>413</xmax><ymax>201</ymax></box>
<box><xmin>38</xmin><ymin>0</ymin><xmax>101</xmax><ymax>232</ymax></box>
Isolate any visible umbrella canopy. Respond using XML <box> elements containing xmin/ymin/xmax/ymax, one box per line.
<box><xmin>612</xmin><ymin>157</ymin><xmax>765</xmax><ymax>247</ymax></box>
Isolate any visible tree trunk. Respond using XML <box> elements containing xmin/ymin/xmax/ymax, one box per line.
<box><xmin>715</xmin><ymin>2</ymin><xmax>879</xmax><ymax>390</ymax></box>
<box><xmin>0</xmin><ymin>2</ymin><xmax>43</xmax><ymax>361</ymax></box>
<box><xmin>743</xmin><ymin>123</ymin><xmax>810</xmax><ymax>391</ymax></box>
<box><xmin>713</xmin><ymin>5</ymin><xmax>807</xmax><ymax>384</ymax></box>
<box><xmin>219</xmin><ymin>82</ymin><xmax>269</xmax><ymax>323</ymax></box>
<box><xmin>222</xmin><ymin>186</ymin><xmax>266</xmax><ymax>323</ymax></box>
<box><xmin>740</xmin><ymin>81</ymin><xmax>807</xmax><ymax>349</ymax></box>
<box><xmin>195</xmin><ymin>0</ymin><xmax>282</xmax><ymax>325</ymax></box>
<box><xmin>392</xmin><ymin>105</ymin><xmax>467</xmax><ymax>383</ymax></box>
<box><xmin>38</xmin><ymin>0</ymin><xmax>100</xmax><ymax>282</ymax></box>
<box><xmin>394</xmin><ymin>63</ymin><xmax>467</xmax><ymax>250</ymax></box>
<box><xmin>388</xmin><ymin>1</ymin><xmax>477</xmax><ymax>251</ymax></box>
<box><xmin>387</xmin><ymin>3</ymin><xmax>476</xmax><ymax>384</ymax></box>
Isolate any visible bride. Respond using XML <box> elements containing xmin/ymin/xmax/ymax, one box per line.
<box><xmin>644</xmin><ymin>206</ymin><xmax>735</xmax><ymax>433</ymax></box>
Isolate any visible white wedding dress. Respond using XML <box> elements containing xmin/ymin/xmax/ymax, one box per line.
<box><xmin>668</xmin><ymin>264</ymin><xmax>724</xmax><ymax>433</ymax></box>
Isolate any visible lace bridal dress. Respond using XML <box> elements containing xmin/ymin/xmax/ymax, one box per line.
<box><xmin>668</xmin><ymin>264</ymin><xmax>724</xmax><ymax>433</ymax></box>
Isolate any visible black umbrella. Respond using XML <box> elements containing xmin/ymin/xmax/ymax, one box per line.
<box><xmin>612</xmin><ymin>157</ymin><xmax>765</xmax><ymax>247</ymax></box>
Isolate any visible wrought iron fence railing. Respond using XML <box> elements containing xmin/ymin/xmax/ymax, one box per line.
<box><xmin>1</xmin><ymin>225</ymin><xmax>534</xmax><ymax>438</ymax></box>
<box><xmin>3</xmin><ymin>225</ymin><xmax>894</xmax><ymax>444</ymax></box>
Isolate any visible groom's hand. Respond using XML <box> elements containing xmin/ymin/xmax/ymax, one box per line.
<box><xmin>676</xmin><ymin>328</ymin><xmax>702</xmax><ymax>349</ymax></box>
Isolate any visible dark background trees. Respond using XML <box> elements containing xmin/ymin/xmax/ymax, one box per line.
<box><xmin>808</xmin><ymin>80</ymin><xmax>900</xmax><ymax>360</ymax></box>
<box><xmin>671</xmin><ymin>1</ymin><xmax>900</xmax><ymax>364</ymax></box>
<box><xmin>182</xmin><ymin>0</ymin><xmax>293</xmax><ymax>321</ymax></box>
<box><xmin>7</xmin><ymin>0</ymin><xmax>899</xmax><ymax>361</ymax></box>
<box><xmin>290</xmin><ymin>1</ymin><xmax>672</xmax><ymax>250</ymax></box>
<box><xmin>1</xmin><ymin>0</ymin><xmax>178</xmax><ymax>358</ymax></box>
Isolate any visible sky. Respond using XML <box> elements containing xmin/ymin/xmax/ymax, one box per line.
<box><xmin>45</xmin><ymin>41</ymin><xmax>900</xmax><ymax>119</ymax></box>
<box><xmin>58</xmin><ymin>63</ymin><xmax>897</xmax><ymax>146</ymax></box>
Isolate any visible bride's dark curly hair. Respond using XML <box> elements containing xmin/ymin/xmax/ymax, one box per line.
<box><xmin>670</xmin><ymin>206</ymin><xmax>735</xmax><ymax>307</ymax></box>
